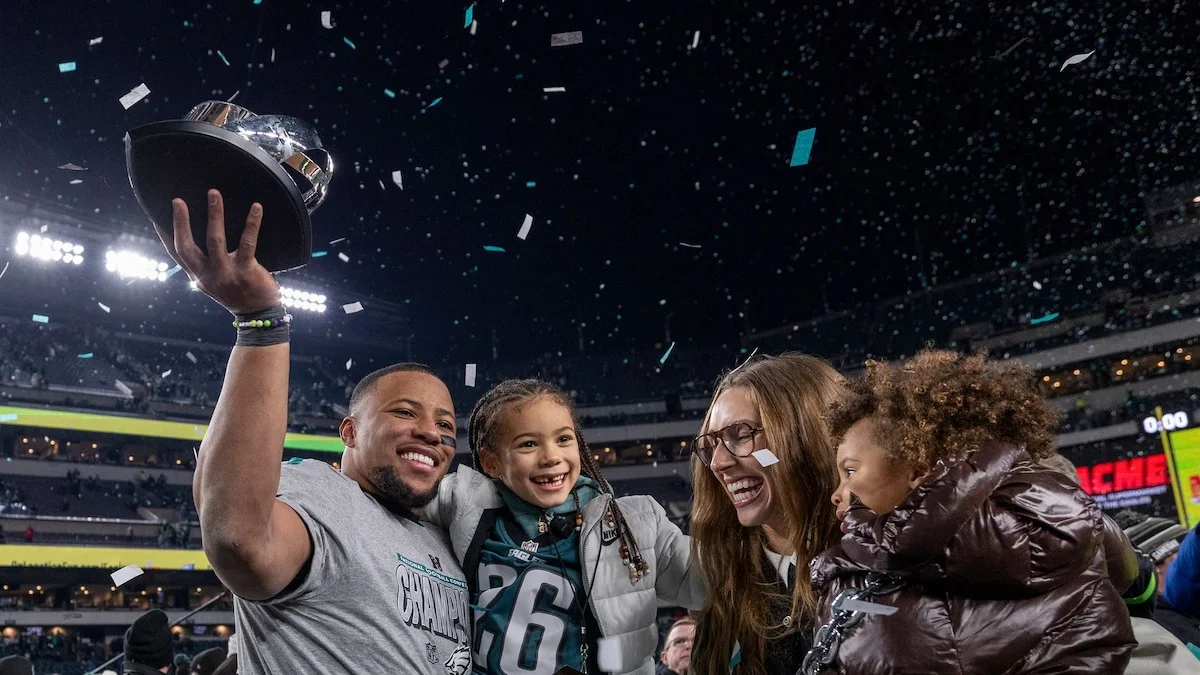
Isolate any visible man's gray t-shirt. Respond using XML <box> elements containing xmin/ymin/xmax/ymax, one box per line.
<box><xmin>234</xmin><ymin>459</ymin><xmax>472</xmax><ymax>674</ymax></box>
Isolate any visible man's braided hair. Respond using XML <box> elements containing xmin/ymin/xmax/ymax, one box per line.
<box><xmin>467</xmin><ymin>378</ymin><xmax>645</xmax><ymax>568</ymax></box>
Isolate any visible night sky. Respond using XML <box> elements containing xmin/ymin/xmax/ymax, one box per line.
<box><xmin>1</xmin><ymin>0</ymin><xmax>1198</xmax><ymax>364</ymax></box>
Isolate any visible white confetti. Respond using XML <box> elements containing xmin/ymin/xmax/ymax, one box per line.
<box><xmin>465</xmin><ymin>363</ymin><xmax>477</xmax><ymax>388</ymax></box>
<box><xmin>185</xmin><ymin>351</ymin><xmax>197</xmax><ymax>364</ymax></box>
<box><xmin>1032</xmin><ymin>281</ymin><xmax>1043</xmax><ymax>290</ymax></box>
<box><xmin>58</xmin><ymin>163</ymin><xmax>87</xmax><ymax>171</ymax></box>
<box><xmin>337</xmin><ymin>252</ymin><xmax>350</xmax><ymax>262</ymax></box>
<box><xmin>40</xmin><ymin>225</ymin><xmax>48</xmax><ymax>233</ymax></box>
<box><xmin>110</xmin><ymin>564</ymin><xmax>144</xmax><ymax>587</ymax></box>
<box><xmin>88</xmin><ymin>37</ymin><xmax>103</xmax><ymax>46</ymax></box>
<box><xmin>597</xmin><ymin>636</ymin><xmax>622</xmax><ymax>672</ymax></box>
<box><xmin>470</xmin><ymin>20</ymin><xmax>477</xmax><ymax>35</ymax></box>
<box><xmin>543</xmin><ymin>86</ymin><xmax>566</xmax><ymax>93</ymax></box>
<box><xmin>378</xmin><ymin>180</ymin><xmax>385</xmax><ymax>190</ymax></box>
<box><xmin>392</xmin><ymin>170</ymin><xmax>403</xmax><ymax>189</ymax></box>
<box><xmin>114</xmin><ymin>380</ymin><xmax>133</xmax><ymax>397</ymax></box>
<box><xmin>1060</xmin><ymin>50</ymin><xmax>1095</xmax><ymax>72</ymax></box>
<box><xmin>97</xmin><ymin>302</ymin><xmax>110</xmax><ymax>313</ymax></box>
<box><xmin>0</xmin><ymin>262</ymin><xmax>8</xmax><ymax>280</ymax></box>
<box><xmin>69</xmin><ymin>179</ymin><xmax>83</xmax><ymax>185</ymax></box>
<box><xmin>119</xmin><ymin>83</ymin><xmax>151</xmax><ymax>109</ymax></box>
<box><xmin>550</xmin><ymin>30</ymin><xmax>583</xmax><ymax>47</ymax></box>
<box><xmin>691</xmin><ymin>31</ymin><xmax>700</xmax><ymax>49</ymax></box>
<box><xmin>679</xmin><ymin>242</ymin><xmax>702</xmax><ymax>249</ymax></box>
<box><xmin>320</xmin><ymin>10</ymin><xmax>334</xmax><ymax>29</ymax></box>
<box><xmin>329</xmin><ymin>237</ymin><xmax>346</xmax><ymax>245</ymax></box>
<box><xmin>517</xmin><ymin>214</ymin><xmax>533</xmax><ymax>240</ymax></box>
<box><xmin>228</xmin><ymin>90</ymin><xmax>240</xmax><ymax>103</ymax></box>
<box><xmin>838</xmin><ymin>598</ymin><xmax>899</xmax><ymax>616</ymax></box>
<box><xmin>161</xmin><ymin>370</ymin><xmax>172</xmax><ymax>379</ymax></box>
<box><xmin>271</xmin><ymin>48</ymin><xmax>276</xmax><ymax>63</ymax></box>
<box><xmin>343</xmin><ymin>301</ymin><xmax>364</xmax><ymax>314</ymax></box>
<box><xmin>346</xmin><ymin>358</ymin><xmax>353</xmax><ymax>370</ymax></box>
<box><xmin>438</xmin><ymin>58</ymin><xmax>450</xmax><ymax>69</ymax></box>
<box><xmin>752</xmin><ymin>449</ymin><xmax>780</xmax><ymax>467</ymax></box>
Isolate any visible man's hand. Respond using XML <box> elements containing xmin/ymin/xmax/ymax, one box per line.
<box><xmin>160</xmin><ymin>189</ymin><xmax>280</xmax><ymax>315</ymax></box>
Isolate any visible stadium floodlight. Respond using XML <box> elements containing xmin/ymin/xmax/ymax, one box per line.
<box><xmin>15</xmin><ymin>231</ymin><xmax>85</xmax><ymax>265</ymax></box>
<box><xmin>280</xmin><ymin>286</ymin><xmax>328</xmax><ymax>313</ymax></box>
<box><xmin>105</xmin><ymin>249</ymin><xmax>171</xmax><ymax>281</ymax></box>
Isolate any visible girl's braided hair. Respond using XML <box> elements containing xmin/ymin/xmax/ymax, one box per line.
<box><xmin>467</xmin><ymin>378</ymin><xmax>645</xmax><ymax>567</ymax></box>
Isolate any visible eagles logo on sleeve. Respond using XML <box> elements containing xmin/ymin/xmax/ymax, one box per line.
<box><xmin>444</xmin><ymin>645</ymin><xmax>472</xmax><ymax>675</ymax></box>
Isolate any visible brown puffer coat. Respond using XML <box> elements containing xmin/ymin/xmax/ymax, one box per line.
<box><xmin>808</xmin><ymin>441</ymin><xmax>1136</xmax><ymax>674</ymax></box>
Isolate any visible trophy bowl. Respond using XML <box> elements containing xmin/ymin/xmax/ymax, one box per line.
<box><xmin>125</xmin><ymin>101</ymin><xmax>334</xmax><ymax>273</ymax></box>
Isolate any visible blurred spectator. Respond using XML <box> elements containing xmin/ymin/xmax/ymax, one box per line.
<box><xmin>0</xmin><ymin>655</ymin><xmax>34</xmax><ymax>675</ymax></box>
<box><xmin>123</xmin><ymin>609</ymin><xmax>175</xmax><ymax>674</ymax></box>
<box><xmin>1165</xmin><ymin>524</ymin><xmax>1200</xmax><ymax>619</ymax></box>
<box><xmin>23</xmin><ymin>526</ymin><xmax>33</xmax><ymax>543</ymax></box>
<box><xmin>188</xmin><ymin>648</ymin><xmax>225</xmax><ymax>675</ymax></box>
<box><xmin>657</xmin><ymin>617</ymin><xmax>694</xmax><ymax>675</ymax></box>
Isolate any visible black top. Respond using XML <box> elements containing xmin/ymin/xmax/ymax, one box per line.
<box><xmin>758</xmin><ymin>550</ymin><xmax>810</xmax><ymax>675</ymax></box>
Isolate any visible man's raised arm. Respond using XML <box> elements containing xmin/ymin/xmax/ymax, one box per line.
<box><xmin>165</xmin><ymin>190</ymin><xmax>312</xmax><ymax>600</ymax></box>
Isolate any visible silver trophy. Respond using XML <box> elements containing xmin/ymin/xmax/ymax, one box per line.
<box><xmin>126</xmin><ymin>101</ymin><xmax>335</xmax><ymax>272</ymax></box>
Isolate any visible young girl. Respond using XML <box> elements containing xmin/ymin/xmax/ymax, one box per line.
<box><xmin>803</xmin><ymin>350</ymin><xmax>1136</xmax><ymax>674</ymax></box>
<box><xmin>423</xmin><ymin>378</ymin><xmax>705</xmax><ymax>675</ymax></box>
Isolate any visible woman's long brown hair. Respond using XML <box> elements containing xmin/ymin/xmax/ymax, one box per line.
<box><xmin>690</xmin><ymin>353</ymin><xmax>844</xmax><ymax>675</ymax></box>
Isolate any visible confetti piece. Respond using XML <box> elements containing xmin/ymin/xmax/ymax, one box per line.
<box><xmin>428</xmin><ymin>97</ymin><xmax>443</xmax><ymax>108</ymax></box>
<box><xmin>659</xmin><ymin>341</ymin><xmax>676</xmax><ymax>364</ymax></box>
<box><xmin>679</xmin><ymin>242</ymin><xmax>702</xmax><ymax>249</ymax></box>
<box><xmin>329</xmin><ymin>237</ymin><xmax>346</xmax><ymax>245</ymax></box>
<box><xmin>119</xmin><ymin>83</ymin><xmax>151</xmax><ymax>109</ymax></box>
<box><xmin>346</xmin><ymin>358</ymin><xmax>353</xmax><ymax>370</ymax></box>
<box><xmin>271</xmin><ymin>48</ymin><xmax>275</xmax><ymax>62</ymax></box>
<box><xmin>1032</xmin><ymin>281</ymin><xmax>1043</xmax><ymax>290</ymax></box>
<box><xmin>58</xmin><ymin>61</ymin><xmax>77</xmax><ymax>73</ymax></box>
<box><xmin>343</xmin><ymin>301</ymin><xmax>364</xmax><ymax>314</ymax></box>
<box><xmin>165</xmin><ymin>264</ymin><xmax>182</xmax><ymax>278</ymax></box>
<box><xmin>525</xmin><ymin>181</ymin><xmax>537</xmax><ymax>187</ymax></box>
<box><xmin>392</xmin><ymin>170</ymin><xmax>403</xmax><ymax>189</ymax></box>
<box><xmin>185</xmin><ymin>351</ymin><xmax>198</xmax><ymax>364</ymax></box>
<box><xmin>1060</xmin><ymin>50</ymin><xmax>1095</xmax><ymax>72</ymax></box>
<box><xmin>97</xmin><ymin>302</ymin><xmax>110</xmax><ymax>313</ymax></box>
<box><xmin>312</xmin><ymin>251</ymin><xmax>328</xmax><ymax>257</ymax></box>
<box><xmin>115</xmin><ymin>380</ymin><xmax>133</xmax><ymax>396</ymax></box>
<box><xmin>543</xmin><ymin>86</ymin><xmax>566</xmax><ymax>93</ymax></box>
<box><xmin>161</xmin><ymin>370</ymin><xmax>172</xmax><ymax>378</ymax></box>
<box><xmin>517</xmin><ymin>214</ymin><xmax>533</xmax><ymax>240</ymax></box>
<box><xmin>58</xmin><ymin>163</ymin><xmax>87</xmax><ymax>170</ymax></box>
<box><xmin>438</xmin><ymin>58</ymin><xmax>450</xmax><ymax>69</ymax></box>
<box><xmin>320</xmin><ymin>10</ymin><xmax>334</xmax><ymax>28</ymax></box>
<box><xmin>228</xmin><ymin>90</ymin><xmax>241</xmax><ymax>102</ymax></box>
<box><xmin>0</xmin><ymin>262</ymin><xmax>8</xmax><ymax>280</ymax></box>
<box><xmin>217</xmin><ymin>50</ymin><xmax>230</xmax><ymax>66</ymax></box>
<box><xmin>110</xmin><ymin>565</ymin><xmax>144</xmax><ymax>587</ymax></box>
<box><xmin>838</xmin><ymin>599</ymin><xmax>898</xmax><ymax>616</ymax></box>
<box><xmin>88</xmin><ymin>37</ymin><xmax>103</xmax><ymax>46</ymax></box>
<box><xmin>69</xmin><ymin>179</ymin><xmax>83</xmax><ymax>185</ymax></box>
<box><xmin>752</xmin><ymin>449</ymin><xmax>780</xmax><ymax>467</ymax></box>
<box><xmin>383</xmin><ymin>88</ymin><xmax>396</xmax><ymax>99</ymax></box>
<box><xmin>691</xmin><ymin>31</ymin><xmax>700</xmax><ymax>49</ymax></box>
<box><xmin>0</xmin><ymin>414</ymin><xmax>17</xmax><ymax>423</ymax></box>
<box><xmin>993</xmin><ymin>36</ymin><xmax>1029</xmax><ymax>59</ymax></box>
<box><xmin>464</xmin><ymin>4</ymin><xmax>474</xmax><ymax>28</ymax></box>
<box><xmin>483</xmin><ymin>245</ymin><xmax>506</xmax><ymax>252</ymax></box>
<box><xmin>465</xmin><ymin>363</ymin><xmax>477</xmax><ymax>387</ymax></box>
<box><xmin>789</xmin><ymin>127</ymin><xmax>816</xmax><ymax>167</ymax></box>
<box><xmin>343</xmin><ymin>36</ymin><xmax>356</xmax><ymax>49</ymax></box>
<box><xmin>77</xmin><ymin>353</ymin><xmax>93</xmax><ymax>359</ymax></box>
<box><xmin>597</xmin><ymin>637</ymin><xmax>621</xmax><ymax>672</ymax></box>
<box><xmin>32</xmin><ymin>314</ymin><xmax>49</xmax><ymax>324</ymax></box>
<box><xmin>337</xmin><ymin>252</ymin><xmax>350</xmax><ymax>262</ymax></box>
<box><xmin>1030</xmin><ymin>312</ymin><xmax>1060</xmax><ymax>325</ymax></box>
<box><xmin>550</xmin><ymin>31</ymin><xmax>583</xmax><ymax>47</ymax></box>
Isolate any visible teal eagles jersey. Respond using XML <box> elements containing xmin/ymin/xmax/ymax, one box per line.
<box><xmin>472</xmin><ymin>517</ymin><xmax>588</xmax><ymax>674</ymax></box>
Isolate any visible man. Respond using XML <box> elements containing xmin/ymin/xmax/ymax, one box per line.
<box><xmin>0</xmin><ymin>655</ymin><xmax>34</xmax><ymax>675</ymax></box>
<box><xmin>658</xmin><ymin>617</ymin><xmax>694</xmax><ymax>675</ymax></box>
<box><xmin>170</xmin><ymin>191</ymin><xmax>470</xmax><ymax>673</ymax></box>
<box><xmin>122</xmin><ymin>609</ymin><xmax>174</xmax><ymax>674</ymax></box>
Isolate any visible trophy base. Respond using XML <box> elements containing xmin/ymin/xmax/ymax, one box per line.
<box><xmin>125</xmin><ymin>120</ymin><xmax>313</xmax><ymax>273</ymax></box>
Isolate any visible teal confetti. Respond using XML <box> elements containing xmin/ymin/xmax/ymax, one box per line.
<box><xmin>0</xmin><ymin>414</ymin><xmax>17</xmax><ymax>423</ymax></box>
<box><xmin>464</xmin><ymin>4</ymin><xmax>474</xmax><ymax>27</ymax></box>
<box><xmin>383</xmin><ymin>88</ymin><xmax>396</xmax><ymax>98</ymax></box>
<box><xmin>483</xmin><ymin>246</ymin><xmax>506</xmax><ymax>252</ymax></box>
<box><xmin>253</xmin><ymin>0</ymin><xmax>262</xmax><ymax>3</ymax></box>
<box><xmin>789</xmin><ymin>128</ymin><xmax>816</xmax><ymax>167</ymax></box>
<box><xmin>343</xmin><ymin>36</ymin><xmax>356</xmax><ymax>49</ymax></box>
<box><xmin>58</xmin><ymin>61</ymin><xmax>77</xmax><ymax>73</ymax></box>
<box><xmin>1030</xmin><ymin>312</ymin><xmax>1060</xmax><ymax>325</ymax></box>
<box><xmin>428</xmin><ymin>97</ymin><xmax>443</xmax><ymax>108</ymax></box>
<box><xmin>312</xmin><ymin>251</ymin><xmax>328</xmax><ymax>258</ymax></box>
<box><xmin>32</xmin><ymin>314</ymin><xmax>49</xmax><ymax>324</ymax></box>
<box><xmin>525</xmin><ymin>181</ymin><xmax>536</xmax><ymax>188</ymax></box>
<box><xmin>165</xmin><ymin>264</ymin><xmax>182</xmax><ymax>278</ymax></box>
<box><xmin>659</xmin><ymin>342</ymin><xmax>676</xmax><ymax>364</ymax></box>
<box><xmin>78</xmin><ymin>353</ymin><xmax>94</xmax><ymax>359</ymax></box>
<box><xmin>217</xmin><ymin>50</ymin><xmax>230</xmax><ymax>66</ymax></box>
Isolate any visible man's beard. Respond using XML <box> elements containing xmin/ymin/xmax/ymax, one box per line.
<box><xmin>367</xmin><ymin>466</ymin><xmax>438</xmax><ymax>512</ymax></box>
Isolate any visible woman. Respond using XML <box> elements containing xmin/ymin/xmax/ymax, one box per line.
<box><xmin>689</xmin><ymin>353</ymin><xmax>844</xmax><ymax>675</ymax></box>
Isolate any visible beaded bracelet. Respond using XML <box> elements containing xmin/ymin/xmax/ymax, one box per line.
<box><xmin>231</xmin><ymin>314</ymin><xmax>293</xmax><ymax>330</ymax></box>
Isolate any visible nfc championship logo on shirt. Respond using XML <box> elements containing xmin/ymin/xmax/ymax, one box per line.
<box><xmin>395</xmin><ymin>553</ymin><xmax>472</xmax><ymax>667</ymax></box>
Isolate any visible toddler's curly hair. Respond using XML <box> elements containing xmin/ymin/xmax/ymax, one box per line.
<box><xmin>828</xmin><ymin>349</ymin><xmax>1061</xmax><ymax>472</ymax></box>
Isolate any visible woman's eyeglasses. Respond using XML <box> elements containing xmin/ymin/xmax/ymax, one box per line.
<box><xmin>691</xmin><ymin>422</ymin><xmax>764</xmax><ymax>466</ymax></box>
